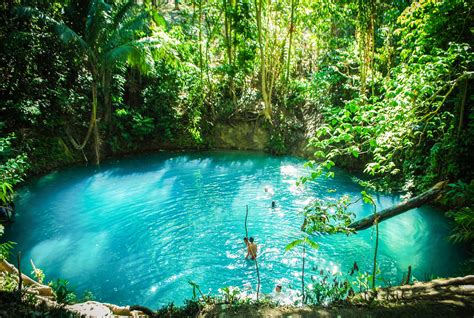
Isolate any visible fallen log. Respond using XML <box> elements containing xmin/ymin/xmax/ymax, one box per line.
<box><xmin>349</xmin><ymin>181</ymin><xmax>447</xmax><ymax>231</ymax></box>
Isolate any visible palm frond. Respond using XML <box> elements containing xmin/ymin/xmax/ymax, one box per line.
<box><xmin>103</xmin><ymin>43</ymin><xmax>146</xmax><ymax>71</ymax></box>
<box><xmin>103</xmin><ymin>34</ymin><xmax>177</xmax><ymax>72</ymax></box>
<box><xmin>285</xmin><ymin>237</ymin><xmax>319</xmax><ymax>251</ymax></box>
<box><xmin>85</xmin><ymin>0</ymin><xmax>113</xmax><ymax>46</ymax></box>
<box><xmin>111</xmin><ymin>0</ymin><xmax>136</xmax><ymax>31</ymax></box>
<box><xmin>304</xmin><ymin>237</ymin><xmax>319</xmax><ymax>250</ymax></box>
<box><xmin>106</xmin><ymin>11</ymin><xmax>152</xmax><ymax>50</ymax></box>
<box><xmin>285</xmin><ymin>239</ymin><xmax>304</xmax><ymax>251</ymax></box>
<box><xmin>15</xmin><ymin>6</ymin><xmax>90</xmax><ymax>54</ymax></box>
<box><xmin>54</xmin><ymin>23</ymin><xmax>90</xmax><ymax>53</ymax></box>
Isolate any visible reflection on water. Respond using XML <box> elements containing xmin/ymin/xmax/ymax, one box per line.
<box><xmin>4</xmin><ymin>151</ymin><xmax>465</xmax><ymax>307</ymax></box>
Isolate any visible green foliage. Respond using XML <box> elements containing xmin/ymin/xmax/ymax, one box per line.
<box><xmin>0</xmin><ymin>135</ymin><xmax>29</xmax><ymax>188</ymax></box>
<box><xmin>0</xmin><ymin>0</ymin><xmax>473</xmax><ymax>302</ymax></box>
<box><xmin>353</xmin><ymin>268</ymin><xmax>383</xmax><ymax>294</ymax></box>
<box><xmin>188</xmin><ymin>280</ymin><xmax>210</xmax><ymax>304</ymax></box>
<box><xmin>443</xmin><ymin>181</ymin><xmax>474</xmax><ymax>249</ymax></box>
<box><xmin>49</xmin><ymin>279</ymin><xmax>77</xmax><ymax>305</ymax></box>
<box><xmin>285</xmin><ymin>237</ymin><xmax>319</xmax><ymax>252</ymax></box>
<box><xmin>2</xmin><ymin>0</ymin><xmax>471</xmax><ymax>182</ymax></box>
<box><xmin>442</xmin><ymin>180</ymin><xmax>474</xmax><ymax>209</ymax></box>
<box><xmin>305</xmin><ymin>268</ymin><xmax>351</xmax><ymax>305</ymax></box>
<box><xmin>0</xmin><ymin>153</ymin><xmax>29</xmax><ymax>186</ymax></box>
<box><xmin>0</xmin><ymin>225</ymin><xmax>16</xmax><ymax>261</ymax></box>
<box><xmin>361</xmin><ymin>191</ymin><xmax>375</xmax><ymax>206</ymax></box>
<box><xmin>0</xmin><ymin>134</ymin><xmax>29</xmax><ymax>209</ymax></box>
<box><xmin>295</xmin><ymin>0</ymin><xmax>474</xmax><ymax>265</ymax></box>
<box><xmin>81</xmin><ymin>290</ymin><xmax>94</xmax><ymax>302</ymax></box>
<box><xmin>31</xmin><ymin>267</ymin><xmax>45</xmax><ymax>285</ymax></box>
<box><xmin>0</xmin><ymin>272</ymin><xmax>19</xmax><ymax>292</ymax></box>
<box><xmin>156</xmin><ymin>300</ymin><xmax>200</xmax><ymax>317</ymax></box>
<box><xmin>267</xmin><ymin>110</ymin><xmax>304</xmax><ymax>155</ymax></box>
<box><xmin>188</xmin><ymin>280</ymin><xmax>201</xmax><ymax>300</ymax></box>
<box><xmin>451</xmin><ymin>211</ymin><xmax>474</xmax><ymax>244</ymax></box>
<box><xmin>306</xmin><ymin>0</ymin><xmax>473</xmax><ymax>190</ymax></box>
<box><xmin>353</xmin><ymin>271</ymin><xmax>371</xmax><ymax>294</ymax></box>
<box><xmin>300</xmin><ymin>196</ymin><xmax>356</xmax><ymax>236</ymax></box>
<box><xmin>112</xmin><ymin>107</ymin><xmax>156</xmax><ymax>150</ymax></box>
<box><xmin>218</xmin><ymin>286</ymin><xmax>241</xmax><ymax>305</ymax></box>
<box><xmin>12</xmin><ymin>0</ymin><xmax>173</xmax><ymax>164</ymax></box>
<box><xmin>268</xmin><ymin>132</ymin><xmax>287</xmax><ymax>155</ymax></box>
<box><xmin>0</xmin><ymin>183</ymin><xmax>13</xmax><ymax>206</ymax></box>
<box><xmin>23</xmin><ymin>137</ymin><xmax>77</xmax><ymax>174</ymax></box>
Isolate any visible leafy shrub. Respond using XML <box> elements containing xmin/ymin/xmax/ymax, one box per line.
<box><xmin>0</xmin><ymin>272</ymin><xmax>18</xmax><ymax>292</ymax></box>
<box><xmin>0</xmin><ymin>225</ymin><xmax>15</xmax><ymax>260</ymax></box>
<box><xmin>49</xmin><ymin>279</ymin><xmax>76</xmax><ymax>305</ymax></box>
<box><xmin>305</xmin><ymin>269</ymin><xmax>351</xmax><ymax>305</ymax></box>
<box><xmin>155</xmin><ymin>300</ymin><xmax>200</xmax><ymax>317</ymax></box>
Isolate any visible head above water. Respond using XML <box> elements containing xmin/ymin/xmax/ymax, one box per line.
<box><xmin>244</xmin><ymin>237</ymin><xmax>248</xmax><ymax>242</ymax></box>
<box><xmin>275</xmin><ymin>284</ymin><xmax>282</xmax><ymax>292</ymax></box>
<box><xmin>249</xmin><ymin>237</ymin><xmax>254</xmax><ymax>243</ymax></box>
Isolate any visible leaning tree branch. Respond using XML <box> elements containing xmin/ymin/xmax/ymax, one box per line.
<box><xmin>349</xmin><ymin>181</ymin><xmax>448</xmax><ymax>231</ymax></box>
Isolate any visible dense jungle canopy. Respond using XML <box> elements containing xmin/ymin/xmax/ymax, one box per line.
<box><xmin>0</xmin><ymin>0</ymin><xmax>473</xmax><ymax>279</ymax></box>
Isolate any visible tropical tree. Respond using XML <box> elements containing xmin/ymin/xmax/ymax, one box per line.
<box><xmin>18</xmin><ymin>0</ymin><xmax>169</xmax><ymax>164</ymax></box>
<box><xmin>254</xmin><ymin>0</ymin><xmax>290</xmax><ymax>121</ymax></box>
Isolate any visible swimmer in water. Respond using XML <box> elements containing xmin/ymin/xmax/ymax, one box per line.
<box><xmin>275</xmin><ymin>284</ymin><xmax>282</xmax><ymax>294</ymax></box>
<box><xmin>244</xmin><ymin>237</ymin><xmax>258</xmax><ymax>260</ymax></box>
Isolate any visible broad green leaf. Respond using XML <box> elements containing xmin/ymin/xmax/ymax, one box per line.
<box><xmin>285</xmin><ymin>239</ymin><xmax>304</xmax><ymax>251</ymax></box>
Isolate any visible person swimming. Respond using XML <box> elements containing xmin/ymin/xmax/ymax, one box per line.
<box><xmin>244</xmin><ymin>237</ymin><xmax>258</xmax><ymax>260</ymax></box>
<box><xmin>274</xmin><ymin>284</ymin><xmax>282</xmax><ymax>294</ymax></box>
<box><xmin>271</xmin><ymin>284</ymin><xmax>283</xmax><ymax>302</ymax></box>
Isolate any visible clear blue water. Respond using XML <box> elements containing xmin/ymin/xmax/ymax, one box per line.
<box><xmin>3</xmin><ymin>151</ymin><xmax>465</xmax><ymax>307</ymax></box>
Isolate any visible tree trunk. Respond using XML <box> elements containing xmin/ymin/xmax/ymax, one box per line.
<box><xmin>224</xmin><ymin>0</ymin><xmax>237</xmax><ymax>105</ymax></box>
<box><xmin>349</xmin><ymin>181</ymin><xmax>447</xmax><ymax>231</ymax></box>
<box><xmin>66</xmin><ymin>81</ymin><xmax>98</xmax><ymax>153</ymax></box>
<box><xmin>372</xmin><ymin>217</ymin><xmax>379</xmax><ymax>290</ymax></box>
<box><xmin>255</xmin><ymin>0</ymin><xmax>271</xmax><ymax>121</ymax></box>
<box><xmin>370</xmin><ymin>0</ymin><xmax>375</xmax><ymax>97</ymax></box>
<box><xmin>198</xmin><ymin>0</ymin><xmax>205</xmax><ymax>107</ymax></box>
<box><xmin>17</xmin><ymin>252</ymin><xmax>22</xmax><ymax>299</ymax></box>
<box><xmin>457</xmin><ymin>78</ymin><xmax>468</xmax><ymax>138</ymax></box>
<box><xmin>92</xmin><ymin>81</ymin><xmax>101</xmax><ymax>165</ymax></box>
<box><xmin>103</xmin><ymin>69</ymin><xmax>112</xmax><ymax>135</ymax></box>
<box><xmin>285</xmin><ymin>0</ymin><xmax>296</xmax><ymax>83</ymax></box>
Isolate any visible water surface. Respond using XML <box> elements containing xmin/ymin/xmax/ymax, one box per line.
<box><xmin>4</xmin><ymin>151</ymin><xmax>464</xmax><ymax>307</ymax></box>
